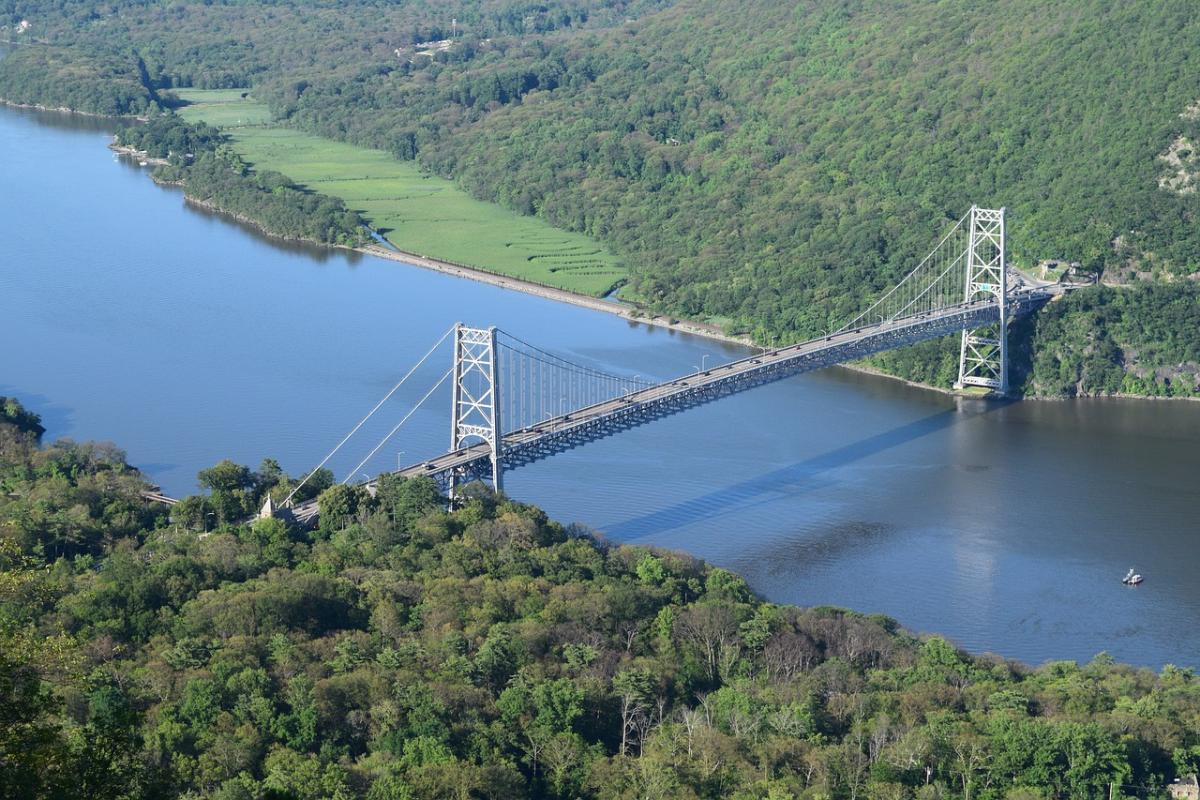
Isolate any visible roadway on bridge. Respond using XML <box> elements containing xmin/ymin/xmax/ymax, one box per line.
<box><xmin>287</xmin><ymin>289</ymin><xmax>1056</xmax><ymax>525</ymax></box>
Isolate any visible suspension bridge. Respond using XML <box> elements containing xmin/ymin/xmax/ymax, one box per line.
<box><xmin>272</xmin><ymin>207</ymin><xmax>1059</xmax><ymax>526</ymax></box>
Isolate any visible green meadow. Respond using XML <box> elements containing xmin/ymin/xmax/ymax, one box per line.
<box><xmin>174</xmin><ymin>89</ymin><xmax>626</xmax><ymax>296</ymax></box>
<box><xmin>174</xmin><ymin>88</ymin><xmax>273</xmax><ymax>127</ymax></box>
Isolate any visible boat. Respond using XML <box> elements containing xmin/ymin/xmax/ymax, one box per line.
<box><xmin>1122</xmin><ymin>568</ymin><xmax>1143</xmax><ymax>586</ymax></box>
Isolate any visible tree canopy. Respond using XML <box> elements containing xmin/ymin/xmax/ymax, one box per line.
<box><xmin>2</xmin><ymin>404</ymin><xmax>1199</xmax><ymax>799</ymax></box>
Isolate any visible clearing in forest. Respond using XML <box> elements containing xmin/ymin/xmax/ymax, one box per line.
<box><xmin>175</xmin><ymin>88</ymin><xmax>273</xmax><ymax>127</ymax></box>
<box><xmin>173</xmin><ymin>88</ymin><xmax>627</xmax><ymax>296</ymax></box>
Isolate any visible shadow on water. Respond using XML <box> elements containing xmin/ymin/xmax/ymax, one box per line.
<box><xmin>135</xmin><ymin>462</ymin><xmax>185</xmax><ymax>481</ymax></box>
<box><xmin>173</xmin><ymin>190</ymin><xmax>366</xmax><ymax>265</ymax></box>
<box><xmin>608</xmin><ymin>397</ymin><xmax>1016</xmax><ymax>540</ymax></box>
<box><xmin>758</xmin><ymin>520</ymin><xmax>896</xmax><ymax>576</ymax></box>
<box><xmin>0</xmin><ymin>386</ymin><xmax>75</xmax><ymax>437</ymax></box>
<box><xmin>0</xmin><ymin>103</ymin><xmax>121</xmax><ymax>133</ymax></box>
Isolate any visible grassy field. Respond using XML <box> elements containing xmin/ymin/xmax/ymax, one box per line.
<box><xmin>174</xmin><ymin>88</ymin><xmax>273</xmax><ymax>127</ymax></box>
<box><xmin>174</xmin><ymin>89</ymin><xmax>627</xmax><ymax>296</ymax></box>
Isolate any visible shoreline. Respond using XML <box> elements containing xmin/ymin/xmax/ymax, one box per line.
<box><xmin>167</xmin><ymin>191</ymin><xmax>1200</xmax><ymax>405</ymax></box>
<box><xmin>109</xmin><ymin>142</ymin><xmax>168</xmax><ymax>165</ymax></box>
<box><xmin>358</xmin><ymin>246</ymin><xmax>1200</xmax><ymax>403</ymax></box>
<box><xmin>354</xmin><ymin>243</ymin><xmax>758</xmax><ymax>349</ymax></box>
<box><xmin>833</xmin><ymin>361</ymin><xmax>960</xmax><ymax>397</ymax></box>
<box><xmin>176</xmin><ymin>191</ymin><xmax>745</xmax><ymax>348</ymax></box>
<box><xmin>15</xmin><ymin>102</ymin><xmax>1191</xmax><ymax>404</ymax></box>
<box><xmin>110</xmin><ymin>137</ymin><xmax>749</xmax><ymax>348</ymax></box>
<box><xmin>0</xmin><ymin>98</ymin><xmax>147</xmax><ymax>121</ymax></box>
<box><xmin>181</xmin><ymin>194</ymin><xmax>351</xmax><ymax>247</ymax></box>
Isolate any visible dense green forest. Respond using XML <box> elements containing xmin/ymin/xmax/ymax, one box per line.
<box><xmin>4</xmin><ymin>398</ymin><xmax>1200</xmax><ymax>800</ymax></box>
<box><xmin>864</xmin><ymin>285</ymin><xmax>1200</xmax><ymax>398</ymax></box>
<box><xmin>2</xmin><ymin>0</ymin><xmax>1199</xmax><ymax>396</ymax></box>
<box><xmin>0</xmin><ymin>43</ymin><xmax>162</xmax><ymax>115</ymax></box>
<box><xmin>1022</xmin><ymin>285</ymin><xmax>1200</xmax><ymax>398</ymax></box>
<box><xmin>114</xmin><ymin>115</ymin><xmax>368</xmax><ymax>247</ymax></box>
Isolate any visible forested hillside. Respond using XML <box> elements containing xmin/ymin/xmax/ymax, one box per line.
<box><xmin>4</xmin><ymin>400</ymin><xmax>1200</xmax><ymax>799</ymax></box>
<box><xmin>2</xmin><ymin>0</ymin><xmax>1199</xmax><ymax>395</ymax></box>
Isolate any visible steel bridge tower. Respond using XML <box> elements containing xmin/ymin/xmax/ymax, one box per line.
<box><xmin>956</xmin><ymin>206</ymin><xmax>1008</xmax><ymax>394</ymax></box>
<box><xmin>449</xmin><ymin>324</ymin><xmax>503</xmax><ymax>500</ymax></box>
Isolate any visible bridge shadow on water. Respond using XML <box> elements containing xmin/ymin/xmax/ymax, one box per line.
<box><xmin>605</xmin><ymin>397</ymin><xmax>1015</xmax><ymax>542</ymax></box>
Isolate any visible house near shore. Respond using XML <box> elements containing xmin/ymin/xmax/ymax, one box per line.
<box><xmin>1169</xmin><ymin>775</ymin><xmax>1200</xmax><ymax>800</ymax></box>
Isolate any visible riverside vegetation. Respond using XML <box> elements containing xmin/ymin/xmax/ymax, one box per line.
<box><xmin>5</xmin><ymin>397</ymin><xmax>1200</xmax><ymax>800</ymax></box>
<box><xmin>113</xmin><ymin>115</ymin><xmax>368</xmax><ymax>248</ymax></box>
<box><xmin>169</xmin><ymin>87</ymin><xmax>629</xmax><ymax>296</ymax></box>
<box><xmin>2</xmin><ymin>0</ymin><xmax>1199</xmax><ymax>394</ymax></box>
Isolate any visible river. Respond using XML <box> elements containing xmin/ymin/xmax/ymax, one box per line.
<box><xmin>3</xmin><ymin>105</ymin><xmax>1198</xmax><ymax>669</ymax></box>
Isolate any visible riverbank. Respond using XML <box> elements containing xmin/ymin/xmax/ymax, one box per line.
<box><xmin>173</xmin><ymin>94</ymin><xmax>629</xmax><ymax>298</ymax></box>
<box><xmin>109</xmin><ymin>142</ymin><xmax>167</xmax><ymax>166</ymax></box>
<box><xmin>21</xmin><ymin>101</ymin><xmax>1195</xmax><ymax>402</ymax></box>
<box><xmin>355</xmin><ymin>243</ymin><xmax>757</xmax><ymax>348</ymax></box>
<box><xmin>119</xmin><ymin>138</ymin><xmax>1200</xmax><ymax>403</ymax></box>
<box><xmin>1</xmin><ymin>97</ymin><xmax>145</xmax><ymax>120</ymax></box>
<box><xmin>6</xmin><ymin>389</ymin><xmax>1192</xmax><ymax>797</ymax></box>
<box><xmin>165</xmin><ymin>174</ymin><xmax>753</xmax><ymax>347</ymax></box>
<box><xmin>181</xmin><ymin>194</ymin><xmax>356</xmax><ymax>247</ymax></box>
<box><xmin>139</xmin><ymin>158</ymin><xmax>1191</xmax><ymax>402</ymax></box>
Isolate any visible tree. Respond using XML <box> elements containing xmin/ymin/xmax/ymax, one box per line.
<box><xmin>198</xmin><ymin>459</ymin><xmax>254</xmax><ymax>494</ymax></box>
<box><xmin>612</xmin><ymin>669</ymin><xmax>655</xmax><ymax>757</ymax></box>
<box><xmin>374</xmin><ymin>474</ymin><xmax>443</xmax><ymax>525</ymax></box>
<box><xmin>172</xmin><ymin>494</ymin><xmax>213</xmax><ymax>531</ymax></box>
<box><xmin>675</xmin><ymin>603</ymin><xmax>741</xmax><ymax>685</ymax></box>
<box><xmin>946</xmin><ymin>722</ymin><xmax>991</xmax><ymax>800</ymax></box>
<box><xmin>73</xmin><ymin>684</ymin><xmax>148</xmax><ymax>800</ymax></box>
<box><xmin>0</xmin><ymin>397</ymin><xmax>1175</xmax><ymax>800</ymax></box>
<box><xmin>197</xmin><ymin>459</ymin><xmax>257</xmax><ymax>524</ymax></box>
<box><xmin>0</xmin><ymin>540</ymin><xmax>76</xmax><ymax>797</ymax></box>
<box><xmin>1</xmin><ymin>396</ymin><xmax>44</xmax><ymax>439</ymax></box>
<box><xmin>316</xmin><ymin>484</ymin><xmax>372</xmax><ymax>530</ymax></box>
<box><xmin>256</xmin><ymin>457</ymin><xmax>285</xmax><ymax>490</ymax></box>
<box><xmin>498</xmin><ymin>675</ymin><xmax>584</xmax><ymax>780</ymax></box>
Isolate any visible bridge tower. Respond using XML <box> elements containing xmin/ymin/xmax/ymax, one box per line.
<box><xmin>956</xmin><ymin>206</ymin><xmax>1008</xmax><ymax>394</ymax></box>
<box><xmin>449</xmin><ymin>323</ymin><xmax>503</xmax><ymax>500</ymax></box>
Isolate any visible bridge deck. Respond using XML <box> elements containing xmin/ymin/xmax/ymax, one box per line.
<box><xmin>286</xmin><ymin>290</ymin><xmax>1053</xmax><ymax>525</ymax></box>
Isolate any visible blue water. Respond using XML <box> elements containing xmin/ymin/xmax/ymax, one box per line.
<box><xmin>3</xmin><ymin>105</ymin><xmax>1199</xmax><ymax>668</ymax></box>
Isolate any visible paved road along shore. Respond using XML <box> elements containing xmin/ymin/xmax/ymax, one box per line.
<box><xmin>357</xmin><ymin>244</ymin><xmax>756</xmax><ymax>349</ymax></box>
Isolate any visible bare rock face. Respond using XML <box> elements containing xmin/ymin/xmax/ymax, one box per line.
<box><xmin>1155</xmin><ymin>101</ymin><xmax>1200</xmax><ymax>195</ymax></box>
<box><xmin>1158</xmin><ymin>135</ymin><xmax>1199</xmax><ymax>195</ymax></box>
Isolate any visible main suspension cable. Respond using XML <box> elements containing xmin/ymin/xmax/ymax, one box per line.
<box><xmin>837</xmin><ymin>209</ymin><xmax>971</xmax><ymax>333</ymax></box>
<box><xmin>282</xmin><ymin>324</ymin><xmax>455</xmax><ymax>506</ymax></box>
<box><xmin>497</xmin><ymin>329</ymin><xmax>654</xmax><ymax>386</ymax></box>
<box><xmin>340</xmin><ymin>366</ymin><xmax>455</xmax><ymax>484</ymax></box>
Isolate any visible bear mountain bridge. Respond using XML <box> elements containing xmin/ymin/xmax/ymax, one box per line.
<box><xmin>271</xmin><ymin>206</ymin><xmax>1060</xmax><ymax>527</ymax></box>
